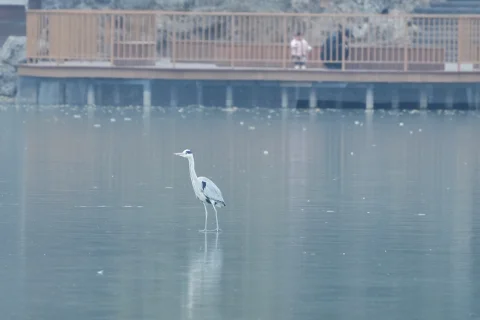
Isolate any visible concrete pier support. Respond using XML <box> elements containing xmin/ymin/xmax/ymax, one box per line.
<box><xmin>365</xmin><ymin>86</ymin><xmax>374</xmax><ymax>110</ymax></box>
<box><xmin>419</xmin><ymin>87</ymin><xmax>428</xmax><ymax>109</ymax></box>
<box><xmin>251</xmin><ymin>84</ymin><xmax>258</xmax><ymax>107</ymax></box>
<box><xmin>143</xmin><ymin>103</ymin><xmax>151</xmax><ymax>120</ymax></box>
<box><xmin>391</xmin><ymin>89</ymin><xmax>399</xmax><ymax>109</ymax></box>
<box><xmin>16</xmin><ymin>77</ymin><xmax>39</xmax><ymax>106</ymax></box>
<box><xmin>113</xmin><ymin>85</ymin><xmax>120</xmax><ymax>106</ymax></box>
<box><xmin>281</xmin><ymin>87</ymin><xmax>288</xmax><ymax>108</ymax></box>
<box><xmin>445</xmin><ymin>88</ymin><xmax>454</xmax><ymax>109</ymax></box>
<box><xmin>474</xmin><ymin>86</ymin><xmax>480</xmax><ymax>110</ymax></box>
<box><xmin>60</xmin><ymin>82</ymin><xmax>66</xmax><ymax>105</ymax></box>
<box><xmin>87</xmin><ymin>83</ymin><xmax>96</xmax><ymax>121</ymax></box>
<box><xmin>466</xmin><ymin>87</ymin><xmax>473</xmax><ymax>109</ymax></box>
<box><xmin>87</xmin><ymin>83</ymin><xmax>95</xmax><ymax>106</ymax></box>
<box><xmin>38</xmin><ymin>80</ymin><xmax>64</xmax><ymax>105</ymax></box>
<box><xmin>335</xmin><ymin>91</ymin><xmax>343</xmax><ymax>109</ymax></box>
<box><xmin>143</xmin><ymin>80</ymin><xmax>151</xmax><ymax>108</ymax></box>
<box><xmin>196</xmin><ymin>81</ymin><xmax>203</xmax><ymax>106</ymax></box>
<box><xmin>226</xmin><ymin>84</ymin><xmax>233</xmax><ymax>108</ymax></box>
<box><xmin>96</xmin><ymin>84</ymin><xmax>103</xmax><ymax>106</ymax></box>
<box><xmin>294</xmin><ymin>87</ymin><xmax>300</xmax><ymax>107</ymax></box>
<box><xmin>170</xmin><ymin>85</ymin><xmax>178</xmax><ymax>108</ymax></box>
<box><xmin>309</xmin><ymin>87</ymin><xmax>317</xmax><ymax>108</ymax></box>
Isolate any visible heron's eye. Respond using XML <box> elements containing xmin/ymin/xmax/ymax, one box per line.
<box><xmin>185</xmin><ymin>150</ymin><xmax>192</xmax><ymax>154</ymax></box>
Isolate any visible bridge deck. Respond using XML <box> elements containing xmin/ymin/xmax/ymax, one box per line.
<box><xmin>18</xmin><ymin>61</ymin><xmax>480</xmax><ymax>84</ymax></box>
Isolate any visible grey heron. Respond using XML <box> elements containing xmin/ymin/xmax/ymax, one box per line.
<box><xmin>174</xmin><ymin>149</ymin><xmax>226</xmax><ymax>232</ymax></box>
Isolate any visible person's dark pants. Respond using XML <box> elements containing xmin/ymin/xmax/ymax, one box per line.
<box><xmin>292</xmin><ymin>55</ymin><xmax>306</xmax><ymax>68</ymax></box>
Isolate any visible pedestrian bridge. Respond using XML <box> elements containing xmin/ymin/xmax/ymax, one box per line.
<box><xmin>19</xmin><ymin>10</ymin><xmax>480</xmax><ymax>81</ymax></box>
<box><xmin>16</xmin><ymin>10</ymin><xmax>480</xmax><ymax>109</ymax></box>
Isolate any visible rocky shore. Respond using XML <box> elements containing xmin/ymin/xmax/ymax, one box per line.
<box><xmin>40</xmin><ymin>0</ymin><xmax>430</xmax><ymax>13</ymax></box>
<box><xmin>0</xmin><ymin>36</ymin><xmax>26</xmax><ymax>102</ymax></box>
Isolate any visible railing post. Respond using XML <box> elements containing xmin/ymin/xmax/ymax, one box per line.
<box><xmin>282</xmin><ymin>15</ymin><xmax>287</xmax><ymax>69</ymax></box>
<box><xmin>341</xmin><ymin>17</ymin><xmax>346</xmax><ymax>71</ymax></box>
<box><xmin>26</xmin><ymin>11</ymin><xmax>32</xmax><ymax>62</ymax></box>
<box><xmin>457</xmin><ymin>16</ymin><xmax>463</xmax><ymax>72</ymax></box>
<box><xmin>403</xmin><ymin>14</ymin><xmax>409</xmax><ymax>72</ymax></box>
<box><xmin>230</xmin><ymin>14</ymin><xmax>235</xmax><ymax>68</ymax></box>
<box><xmin>153</xmin><ymin>14</ymin><xmax>158</xmax><ymax>63</ymax></box>
<box><xmin>172</xmin><ymin>14</ymin><xmax>176</xmax><ymax>67</ymax></box>
<box><xmin>55</xmin><ymin>12</ymin><xmax>61</xmax><ymax>65</ymax></box>
<box><xmin>110</xmin><ymin>14</ymin><xmax>115</xmax><ymax>65</ymax></box>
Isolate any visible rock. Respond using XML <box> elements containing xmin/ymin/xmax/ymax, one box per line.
<box><xmin>38</xmin><ymin>0</ymin><xmax>426</xmax><ymax>47</ymax></box>
<box><xmin>41</xmin><ymin>0</ymin><xmax>114</xmax><ymax>9</ymax></box>
<box><xmin>0</xmin><ymin>64</ymin><xmax>16</xmax><ymax>97</ymax></box>
<box><xmin>323</xmin><ymin>0</ymin><xmax>430</xmax><ymax>13</ymax></box>
<box><xmin>0</xmin><ymin>36</ymin><xmax>26</xmax><ymax>66</ymax></box>
<box><xmin>320</xmin><ymin>0</ymin><xmax>427</xmax><ymax>46</ymax></box>
<box><xmin>0</xmin><ymin>36</ymin><xmax>26</xmax><ymax>98</ymax></box>
<box><xmin>36</xmin><ymin>0</ymin><xmax>428</xmax><ymax>48</ymax></box>
<box><xmin>40</xmin><ymin>0</ymin><xmax>429</xmax><ymax>12</ymax></box>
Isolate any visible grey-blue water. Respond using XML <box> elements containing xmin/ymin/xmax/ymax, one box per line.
<box><xmin>1</xmin><ymin>105</ymin><xmax>480</xmax><ymax>320</ymax></box>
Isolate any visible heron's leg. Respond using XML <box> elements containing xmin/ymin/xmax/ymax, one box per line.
<box><xmin>211</xmin><ymin>204</ymin><xmax>221</xmax><ymax>232</ymax></box>
<box><xmin>199</xmin><ymin>202</ymin><xmax>208</xmax><ymax>233</ymax></box>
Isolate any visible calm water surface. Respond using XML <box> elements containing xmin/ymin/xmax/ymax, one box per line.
<box><xmin>1</xmin><ymin>105</ymin><xmax>480</xmax><ymax>320</ymax></box>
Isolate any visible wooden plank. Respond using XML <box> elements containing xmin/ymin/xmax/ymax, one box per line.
<box><xmin>17</xmin><ymin>64</ymin><xmax>480</xmax><ymax>83</ymax></box>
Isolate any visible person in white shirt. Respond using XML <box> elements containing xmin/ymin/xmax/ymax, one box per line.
<box><xmin>290</xmin><ymin>32</ymin><xmax>312</xmax><ymax>69</ymax></box>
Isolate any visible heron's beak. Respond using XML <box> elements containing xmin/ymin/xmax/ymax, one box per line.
<box><xmin>174</xmin><ymin>152</ymin><xmax>183</xmax><ymax>157</ymax></box>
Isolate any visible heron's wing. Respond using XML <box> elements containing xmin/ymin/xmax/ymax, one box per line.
<box><xmin>198</xmin><ymin>176</ymin><xmax>225</xmax><ymax>204</ymax></box>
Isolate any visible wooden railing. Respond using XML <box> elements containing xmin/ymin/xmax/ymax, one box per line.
<box><xmin>26</xmin><ymin>10</ymin><xmax>480</xmax><ymax>71</ymax></box>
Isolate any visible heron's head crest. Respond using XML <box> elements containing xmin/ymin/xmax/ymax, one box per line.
<box><xmin>174</xmin><ymin>149</ymin><xmax>193</xmax><ymax>158</ymax></box>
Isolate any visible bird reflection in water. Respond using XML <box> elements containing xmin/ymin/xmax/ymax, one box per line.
<box><xmin>184</xmin><ymin>232</ymin><xmax>223</xmax><ymax>320</ymax></box>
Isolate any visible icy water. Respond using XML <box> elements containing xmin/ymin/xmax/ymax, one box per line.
<box><xmin>1</xmin><ymin>105</ymin><xmax>480</xmax><ymax>320</ymax></box>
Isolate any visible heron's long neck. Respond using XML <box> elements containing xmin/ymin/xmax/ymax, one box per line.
<box><xmin>188</xmin><ymin>157</ymin><xmax>198</xmax><ymax>185</ymax></box>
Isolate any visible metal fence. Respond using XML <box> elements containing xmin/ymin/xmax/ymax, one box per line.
<box><xmin>26</xmin><ymin>10</ymin><xmax>480</xmax><ymax>71</ymax></box>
